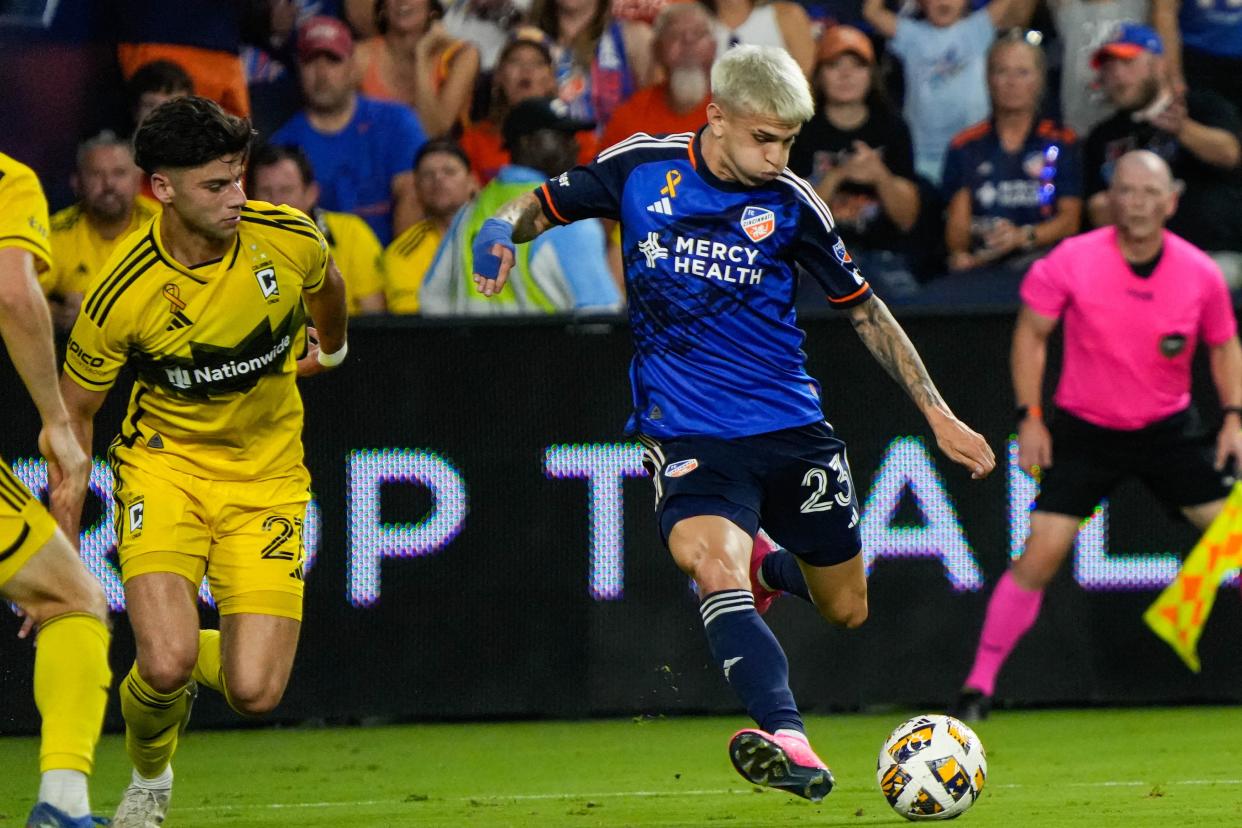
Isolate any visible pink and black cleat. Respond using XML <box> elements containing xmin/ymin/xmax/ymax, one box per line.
<box><xmin>749</xmin><ymin>531</ymin><xmax>782</xmax><ymax>615</ymax></box>
<box><xmin>729</xmin><ymin>728</ymin><xmax>835</xmax><ymax>802</ymax></box>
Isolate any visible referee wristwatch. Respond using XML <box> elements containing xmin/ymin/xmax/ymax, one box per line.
<box><xmin>1020</xmin><ymin>225</ymin><xmax>1038</xmax><ymax>251</ymax></box>
<box><xmin>1016</xmin><ymin>404</ymin><xmax>1043</xmax><ymax>423</ymax></box>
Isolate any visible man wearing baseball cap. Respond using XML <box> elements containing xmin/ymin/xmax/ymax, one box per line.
<box><xmin>1084</xmin><ymin>22</ymin><xmax>1242</xmax><ymax>282</ymax></box>
<box><xmin>419</xmin><ymin>97</ymin><xmax>619</xmax><ymax>314</ymax></box>
<box><xmin>271</xmin><ymin>16</ymin><xmax>427</xmax><ymax>246</ymax></box>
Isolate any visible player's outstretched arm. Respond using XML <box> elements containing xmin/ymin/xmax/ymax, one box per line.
<box><xmin>848</xmin><ymin>295</ymin><xmax>996</xmax><ymax>479</ymax></box>
<box><xmin>471</xmin><ymin>192</ymin><xmax>557</xmax><ymax>298</ymax></box>
<box><xmin>0</xmin><ymin>247</ymin><xmax>91</xmax><ymax>536</ymax></box>
<box><xmin>57</xmin><ymin>376</ymin><xmax>107</xmax><ymax>540</ymax></box>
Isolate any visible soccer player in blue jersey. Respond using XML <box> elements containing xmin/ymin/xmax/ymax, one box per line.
<box><xmin>471</xmin><ymin>45</ymin><xmax>997</xmax><ymax>802</ymax></box>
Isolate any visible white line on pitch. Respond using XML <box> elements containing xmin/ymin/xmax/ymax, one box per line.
<box><xmin>175</xmin><ymin>779</ymin><xmax>1242</xmax><ymax>812</ymax></box>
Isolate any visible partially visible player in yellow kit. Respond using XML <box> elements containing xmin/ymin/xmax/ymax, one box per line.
<box><xmin>44</xmin><ymin>132</ymin><xmax>159</xmax><ymax>332</ymax></box>
<box><xmin>0</xmin><ymin>153</ymin><xmax>112</xmax><ymax>828</ymax></box>
<box><xmin>59</xmin><ymin>97</ymin><xmax>349</xmax><ymax>828</ymax></box>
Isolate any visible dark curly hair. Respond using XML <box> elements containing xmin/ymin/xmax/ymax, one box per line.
<box><xmin>133</xmin><ymin>96</ymin><xmax>255</xmax><ymax>175</ymax></box>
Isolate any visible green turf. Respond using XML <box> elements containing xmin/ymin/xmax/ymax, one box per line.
<box><xmin>1</xmin><ymin>708</ymin><xmax>1239</xmax><ymax>826</ymax></box>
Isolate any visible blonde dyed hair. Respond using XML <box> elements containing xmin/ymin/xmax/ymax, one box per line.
<box><xmin>711</xmin><ymin>44</ymin><xmax>814</xmax><ymax>123</ymax></box>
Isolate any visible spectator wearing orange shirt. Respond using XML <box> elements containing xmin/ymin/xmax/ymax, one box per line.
<box><xmin>599</xmin><ymin>1</ymin><xmax>716</xmax><ymax>150</ymax></box>
<box><xmin>459</xmin><ymin>35</ymin><xmax>597</xmax><ymax>183</ymax></box>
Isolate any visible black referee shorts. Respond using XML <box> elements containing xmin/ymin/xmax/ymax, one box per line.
<box><xmin>1035</xmin><ymin>406</ymin><xmax>1233</xmax><ymax>519</ymax></box>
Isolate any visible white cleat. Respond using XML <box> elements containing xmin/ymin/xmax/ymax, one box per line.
<box><xmin>111</xmin><ymin>784</ymin><xmax>170</xmax><ymax>828</ymax></box>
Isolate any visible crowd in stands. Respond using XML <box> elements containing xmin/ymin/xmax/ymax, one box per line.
<box><xmin>26</xmin><ymin>0</ymin><xmax>1242</xmax><ymax>319</ymax></box>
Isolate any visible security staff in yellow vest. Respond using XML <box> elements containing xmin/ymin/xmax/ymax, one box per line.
<box><xmin>420</xmin><ymin>98</ymin><xmax>621</xmax><ymax>315</ymax></box>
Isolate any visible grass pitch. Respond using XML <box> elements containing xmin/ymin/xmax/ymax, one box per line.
<box><xmin>0</xmin><ymin>708</ymin><xmax>1238</xmax><ymax>826</ymax></box>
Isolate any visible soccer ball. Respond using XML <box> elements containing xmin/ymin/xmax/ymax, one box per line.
<box><xmin>876</xmin><ymin>714</ymin><xmax>987</xmax><ymax>821</ymax></box>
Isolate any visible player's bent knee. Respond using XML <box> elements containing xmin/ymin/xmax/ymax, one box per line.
<box><xmin>822</xmin><ymin>596</ymin><xmax>868</xmax><ymax>629</ymax></box>
<box><xmin>1010</xmin><ymin>551</ymin><xmax>1060</xmax><ymax>590</ymax></box>
<box><xmin>669</xmin><ymin>527</ymin><xmax>750</xmax><ymax>593</ymax></box>
<box><xmin>63</xmin><ymin>568</ymin><xmax>109</xmax><ymax>624</ymax></box>
<box><xmin>7</xmin><ymin>534</ymin><xmax>110</xmax><ymax>626</ymax></box>
<box><xmin>138</xmin><ymin>647</ymin><xmax>198</xmax><ymax>693</ymax></box>
<box><xmin>225</xmin><ymin>676</ymin><xmax>287</xmax><ymax>717</ymax></box>
<box><xmin>691</xmin><ymin>556</ymin><xmax>748</xmax><ymax>594</ymax></box>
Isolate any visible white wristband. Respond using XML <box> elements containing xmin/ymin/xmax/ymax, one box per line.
<box><xmin>316</xmin><ymin>340</ymin><xmax>348</xmax><ymax>367</ymax></box>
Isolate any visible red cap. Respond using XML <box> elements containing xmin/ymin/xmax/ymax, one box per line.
<box><xmin>298</xmin><ymin>16</ymin><xmax>353</xmax><ymax>63</ymax></box>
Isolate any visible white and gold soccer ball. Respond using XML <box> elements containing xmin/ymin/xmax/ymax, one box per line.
<box><xmin>876</xmin><ymin>714</ymin><xmax>987</xmax><ymax>821</ymax></box>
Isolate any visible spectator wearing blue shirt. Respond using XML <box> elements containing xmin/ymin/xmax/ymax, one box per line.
<box><xmin>862</xmin><ymin>0</ymin><xmax>1027</xmax><ymax>185</ymax></box>
<box><xmin>271</xmin><ymin>15</ymin><xmax>426</xmax><ymax>245</ymax></box>
<box><xmin>420</xmin><ymin>97</ymin><xmax>620</xmax><ymax>314</ymax></box>
<box><xmin>942</xmin><ymin>31</ymin><xmax>1082</xmax><ymax>283</ymax></box>
<box><xmin>1154</xmin><ymin>0</ymin><xmax>1242</xmax><ymax>106</ymax></box>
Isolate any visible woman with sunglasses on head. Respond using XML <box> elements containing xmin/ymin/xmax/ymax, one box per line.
<box><xmin>940</xmin><ymin>31</ymin><xmax>1082</xmax><ymax>287</ymax></box>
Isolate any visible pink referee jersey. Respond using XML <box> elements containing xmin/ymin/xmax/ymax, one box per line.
<box><xmin>1020</xmin><ymin>227</ymin><xmax>1237</xmax><ymax>431</ymax></box>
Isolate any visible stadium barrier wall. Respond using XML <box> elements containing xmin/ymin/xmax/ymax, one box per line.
<box><xmin>1</xmin><ymin>312</ymin><xmax>1238</xmax><ymax>732</ymax></box>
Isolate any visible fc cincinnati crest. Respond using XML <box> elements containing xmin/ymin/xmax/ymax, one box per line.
<box><xmin>740</xmin><ymin>206</ymin><xmax>776</xmax><ymax>242</ymax></box>
<box><xmin>665</xmin><ymin>459</ymin><xmax>699</xmax><ymax>478</ymax></box>
<box><xmin>831</xmin><ymin>238</ymin><xmax>853</xmax><ymax>266</ymax></box>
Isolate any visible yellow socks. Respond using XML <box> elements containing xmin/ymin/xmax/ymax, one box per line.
<box><xmin>191</xmin><ymin>629</ymin><xmax>224</xmax><ymax>695</ymax></box>
<box><xmin>119</xmin><ymin>664</ymin><xmax>193</xmax><ymax>779</ymax></box>
<box><xmin>34</xmin><ymin>612</ymin><xmax>111</xmax><ymax>775</ymax></box>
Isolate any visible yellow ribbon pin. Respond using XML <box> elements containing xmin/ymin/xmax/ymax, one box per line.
<box><xmin>660</xmin><ymin>170</ymin><xmax>681</xmax><ymax>198</ymax></box>
<box><xmin>162</xmin><ymin>283</ymin><xmax>186</xmax><ymax>311</ymax></box>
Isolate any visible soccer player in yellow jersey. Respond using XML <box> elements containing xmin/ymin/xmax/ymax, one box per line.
<box><xmin>59</xmin><ymin>97</ymin><xmax>349</xmax><ymax>828</ymax></box>
<box><xmin>0</xmin><ymin>152</ymin><xmax>112</xmax><ymax>828</ymax></box>
<box><xmin>45</xmin><ymin>132</ymin><xmax>158</xmax><ymax>331</ymax></box>
<box><xmin>382</xmin><ymin>140</ymin><xmax>477</xmax><ymax>313</ymax></box>
<box><xmin>249</xmin><ymin>142</ymin><xmax>387</xmax><ymax>314</ymax></box>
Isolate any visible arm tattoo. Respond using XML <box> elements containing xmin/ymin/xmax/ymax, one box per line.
<box><xmin>849</xmin><ymin>297</ymin><xmax>949</xmax><ymax>415</ymax></box>
<box><xmin>495</xmin><ymin>193</ymin><xmax>552</xmax><ymax>243</ymax></box>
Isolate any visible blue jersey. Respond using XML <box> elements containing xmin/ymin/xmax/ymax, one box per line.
<box><xmin>941</xmin><ymin>118</ymin><xmax>1081</xmax><ymax>231</ymax></box>
<box><xmin>272</xmin><ymin>97</ymin><xmax>427</xmax><ymax>245</ymax></box>
<box><xmin>534</xmin><ymin>130</ymin><xmax>873</xmax><ymax>439</ymax></box>
<box><xmin>1180</xmin><ymin>1</ymin><xmax>1242</xmax><ymax>58</ymax></box>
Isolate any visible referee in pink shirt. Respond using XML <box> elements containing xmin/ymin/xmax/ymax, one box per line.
<box><xmin>952</xmin><ymin>150</ymin><xmax>1242</xmax><ymax>721</ymax></box>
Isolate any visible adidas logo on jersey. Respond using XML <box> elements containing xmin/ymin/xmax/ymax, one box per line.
<box><xmin>646</xmin><ymin>197</ymin><xmax>673</xmax><ymax>215</ymax></box>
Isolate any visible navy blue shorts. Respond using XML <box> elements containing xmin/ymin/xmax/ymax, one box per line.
<box><xmin>639</xmin><ymin>420</ymin><xmax>862</xmax><ymax>567</ymax></box>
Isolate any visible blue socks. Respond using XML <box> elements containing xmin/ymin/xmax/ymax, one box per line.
<box><xmin>760</xmin><ymin>548</ymin><xmax>812</xmax><ymax>602</ymax></box>
<box><xmin>700</xmin><ymin>590</ymin><xmax>803</xmax><ymax>734</ymax></box>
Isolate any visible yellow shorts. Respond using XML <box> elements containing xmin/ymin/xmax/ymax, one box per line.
<box><xmin>0</xmin><ymin>456</ymin><xmax>58</xmax><ymax>588</ymax></box>
<box><xmin>112</xmin><ymin>454</ymin><xmax>311</xmax><ymax>621</ymax></box>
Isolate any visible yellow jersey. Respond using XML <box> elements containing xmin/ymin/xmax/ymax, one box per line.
<box><xmin>316</xmin><ymin>209</ymin><xmax>384</xmax><ymax>315</ymax></box>
<box><xmin>0</xmin><ymin>153</ymin><xmax>52</xmax><ymax>275</ymax></box>
<box><xmin>65</xmin><ymin>201</ymin><xmax>329</xmax><ymax>481</ymax></box>
<box><xmin>381</xmin><ymin>219</ymin><xmax>443</xmax><ymax>314</ymax></box>
<box><xmin>45</xmin><ymin>196</ymin><xmax>160</xmax><ymax>297</ymax></box>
